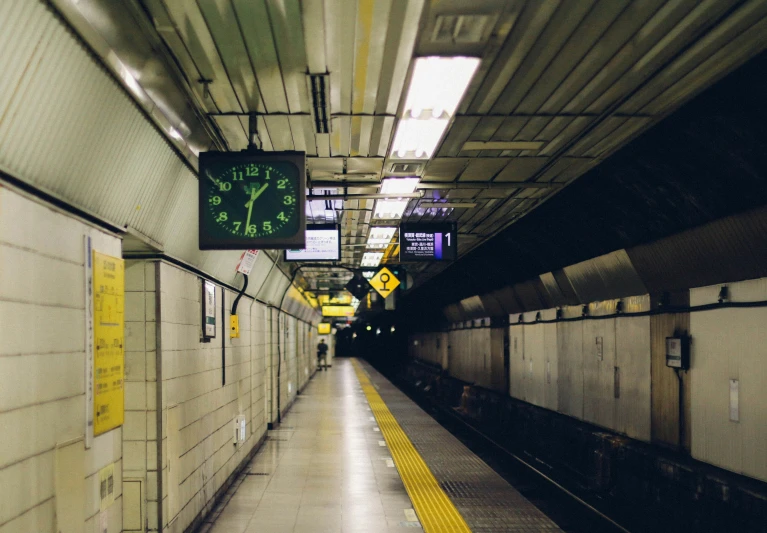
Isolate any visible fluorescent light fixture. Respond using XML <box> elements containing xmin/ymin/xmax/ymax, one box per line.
<box><xmin>381</xmin><ymin>177</ymin><xmax>420</xmax><ymax>194</ymax></box>
<box><xmin>404</xmin><ymin>56</ymin><xmax>480</xmax><ymax>118</ymax></box>
<box><xmin>462</xmin><ymin>141</ymin><xmax>545</xmax><ymax>151</ymax></box>
<box><xmin>169</xmin><ymin>127</ymin><xmax>183</xmax><ymax>140</ymax></box>
<box><xmin>361</xmin><ymin>252</ymin><xmax>384</xmax><ymax>267</ymax></box>
<box><xmin>362</xmin><ymin>271</ymin><xmax>375</xmax><ymax>279</ymax></box>
<box><xmin>374</xmin><ymin>199</ymin><xmax>410</xmax><ymax>219</ymax></box>
<box><xmin>390</xmin><ymin>56</ymin><xmax>480</xmax><ymax>159</ymax></box>
<box><xmin>374</xmin><ymin>178</ymin><xmax>420</xmax><ymax>220</ymax></box>
<box><xmin>367</xmin><ymin>226</ymin><xmax>397</xmax><ymax>249</ymax></box>
<box><xmin>420</xmin><ymin>202</ymin><xmax>477</xmax><ymax>209</ymax></box>
<box><xmin>391</xmin><ymin>118</ymin><xmax>449</xmax><ymax>159</ymax></box>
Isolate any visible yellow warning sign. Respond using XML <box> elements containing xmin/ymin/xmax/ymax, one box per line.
<box><xmin>369</xmin><ymin>267</ymin><xmax>400</xmax><ymax>298</ymax></box>
<box><xmin>93</xmin><ymin>251</ymin><xmax>124</xmax><ymax>436</ymax></box>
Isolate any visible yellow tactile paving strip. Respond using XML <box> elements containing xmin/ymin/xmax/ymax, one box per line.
<box><xmin>352</xmin><ymin>359</ymin><xmax>472</xmax><ymax>533</ymax></box>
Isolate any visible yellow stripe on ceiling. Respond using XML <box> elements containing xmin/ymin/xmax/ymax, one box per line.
<box><xmin>352</xmin><ymin>359</ymin><xmax>472</xmax><ymax>533</ymax></box>
<box><xmin>353</xmin><ymin>0</ymin><xmax>375</xmax><ymax>114</ymax></box>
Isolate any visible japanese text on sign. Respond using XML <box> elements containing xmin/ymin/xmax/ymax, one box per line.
<box><xmin>93</xmin><ymin>252</ymin><xmax>125</xmax><ymax>436</ymax></box>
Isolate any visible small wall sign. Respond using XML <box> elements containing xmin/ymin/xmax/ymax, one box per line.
<box><xmin>202</xmin><ymin>280</ymin><xmax>216</xmax><ymax>339</ymax></box>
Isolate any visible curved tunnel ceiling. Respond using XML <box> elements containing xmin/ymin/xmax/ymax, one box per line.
<box><xmin>45</xmin><ymin>0</ymin><xmax>767</xmax><ymax>297</ymax></box>
<box><xmin>401</xmin><ymin>48</ymin><xmax>767</xmax><ymax>318</ymax></box>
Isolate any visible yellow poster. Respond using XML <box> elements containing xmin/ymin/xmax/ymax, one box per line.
<box><xmin>93</xmin><ymin>251</ymin><xmax>125</xmax><ymax>436</ymax></box>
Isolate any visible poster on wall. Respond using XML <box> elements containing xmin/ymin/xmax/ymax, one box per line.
<box><xmin>93</xmin><ymin>251</ymin><xmax>125</xmax><ymax>436</ymax></box>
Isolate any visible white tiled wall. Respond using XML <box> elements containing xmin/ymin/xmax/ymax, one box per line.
<box><xmin>121</xmin><ymin>260</ymin><xmax>316</xmax><ymax>533</ymax></box>
<box><xmin>0</xmin><ymin>185</ymin><xmax>123</xmax><ymax>533</ymax></box>
<box><xmin>690</xmin><ymin>278</ymin><xmax>767</xmax><ymax>482</ymax></box>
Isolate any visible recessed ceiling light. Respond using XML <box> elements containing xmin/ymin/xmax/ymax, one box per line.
<box><xmin>390</xmin><ymin>56</ymin><xmax>481</xmax><ymax>160</ymax></box>
<box><xmin>360</xmin><ymin>252</ymin><xmax>384</xmax><ymax>267</ymax></box>
<box><xmin>462</xmin><ymin>141</ymin><xmax>545</xmax><ymax>151</ymax></box>
<box><xmin>366</xmin><ymin>227</ymin><xmax>397</xmax><ymax>249</ymax></box>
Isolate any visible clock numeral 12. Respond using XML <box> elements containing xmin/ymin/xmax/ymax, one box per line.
<box><xmin>246</xmin><ymin>165</ymin><xmax>258</xmax><ymax>177</ymax></box>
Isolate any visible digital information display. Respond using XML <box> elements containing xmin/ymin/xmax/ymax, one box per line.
<box><xmin>399</xmin><ymin>223</ymin><xmax>457</xmax><ymax>261</ymax></box>
<box><xmin>285</xmin><ymin>226</ymin><xmax>340</xmax><ymax>261</ymax></box>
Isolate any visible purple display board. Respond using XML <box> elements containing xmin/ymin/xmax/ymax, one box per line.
<box><xmin>399</xmin><ymin>223</ymin><xmax>457</xmax><ymax>262</ymax></box>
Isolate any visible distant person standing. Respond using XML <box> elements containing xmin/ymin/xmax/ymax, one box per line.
<box><xmin>317</xmin><ymin>338</ymin><xmax>329</xmax><ymax>371</ymax></box>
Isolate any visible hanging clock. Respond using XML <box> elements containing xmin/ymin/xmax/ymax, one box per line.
<box><xmin>198</xmin><ymin>150</ymin><xmax>306</xmax><ymax>250</ymax></box>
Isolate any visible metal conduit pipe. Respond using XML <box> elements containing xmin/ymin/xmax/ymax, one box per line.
<box><xmin>416</xmin><ymin>182</ymin><xmax>564</xmax><ymax>189</ymax></box>
<box><xmin>307</xmin><ymin>181</ymin><xmax>563</xmax><ymax>190</ymax></box>
<box><xmin>307</xmin><ymin>192</ymin><xmax>423</xmax><ymax>200</ymax></box>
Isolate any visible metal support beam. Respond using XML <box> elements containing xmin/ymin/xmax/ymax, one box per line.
<box><xmin>417</xmin><ymin>181</ymin><xmax>564</xmax><ymax>189</ymax></box>
<box><xmin>307</xmin><ymin>180</ymin><xmax>564</xmax><ymax>190</ymax></box>
<box><xmin>307</xmin><ymin>192</ymin><xmax>423</xmax><ymax>201</ymax></box>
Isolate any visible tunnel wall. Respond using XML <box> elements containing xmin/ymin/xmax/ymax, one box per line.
<box><xmin>409</xmin><ymin>277</ymin><xmax>767</xmax><ymax>483</ymax></box>
<box><xmin>124</xmin><ymin>259</ymin><xmax>316</xmax><ymax>533</ymax></box>
<box><xmin>0</xmin><ymin>184</ymin><xmax>125</xmax><ymax>532</ymax></box>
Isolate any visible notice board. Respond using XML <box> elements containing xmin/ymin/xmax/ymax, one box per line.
<box><xmin>93</xmin><ymin>251</ymin><xmax>125</xmax><ymax>436</ymax></box>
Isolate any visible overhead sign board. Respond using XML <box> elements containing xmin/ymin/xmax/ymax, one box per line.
<box><xmin>285</xmin><ymin>226</ymin><xmax>341</xmax><ymax>261</ymax></box>
<box><xmin>318</xmin><ymin>323</ymin><xmax>332</xmax><ymax>334</ymax></box>
<box><xmin>369</xmin><ymin>267</ymin><xmax>400</xmax><ymax>298</ymax></box>
<box><xmin>318</xmin><ymin>293</ymin><xmax>352</xmax><ymax>306</ymax></box>
<box><xmin>199</xmin><ymin>150</ymin><xmax>306</xmax><ymax>250</ymax></box>
<box><xmin>399</xmin><ymin>223</ymin><xmax>457</xmax><ymax>261</ymax></box>
<box><xmin>322</xmin><ymin>305</ymin><xmax>355</xmax><ymax>317</ymax></box>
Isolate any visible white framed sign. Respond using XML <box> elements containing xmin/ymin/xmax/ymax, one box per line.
<box><xmin>202</xmin><ymin>280</ymin><xmax>216</xmax><ymax>339</ymax></box>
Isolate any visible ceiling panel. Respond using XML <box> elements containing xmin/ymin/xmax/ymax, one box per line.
<box><xmin>459</xmin><ymin>158</ymin><xmax>509</xmax><ymax>181</ymax></box>
<box><xmin>493</xmin><ymin>157</ymin><xmax>548</xmax><ymax>182</ymax></box>
<box><xmin>423</xmin><ymin>158</ymin><xmax>469</xmax><ymax>182</ymax></box>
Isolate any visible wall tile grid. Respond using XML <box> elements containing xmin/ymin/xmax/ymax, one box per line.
<box><xmin>124</xmin><ymin>260</ymin><xmax>159</xmax><ymax>532</ymax></box>
<box><xmin>158</xmin><ymin>262</ymin><xmax>257</xmax><ymax>533</ymax></box>
<box><xmin>0</xmin><ymin>185</ymin><xmax>123</xmax><ymax>532</ymax></box>
<box><xmin>121</xmin><ymin>259</ymin><xmax>316</xmax><ymax>533</ymax></box>
<box><xmin>690</xmin><ymin>278</ymin><xmax>767</xmax><ymax>482</ymax></box>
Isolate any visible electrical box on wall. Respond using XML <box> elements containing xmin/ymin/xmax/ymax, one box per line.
<box><xmin>233</xmin><ymin>416</ymin><xmax>246</xmax><ymax>445</ymax></box>
<box><xmin>666</xmin><ymin>336</ymin><xmax>690</xmax><ymax>369</ymax></box>
<box><xmin>230</xmin><ymin>315</ymin><xmax>240</xmax><ymax>339</ymax></box>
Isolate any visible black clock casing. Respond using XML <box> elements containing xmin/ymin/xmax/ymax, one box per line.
<box><xmin>198</xmin><ymin>150</ymin><xmax>306</xmax><ymax>250</ymax></box>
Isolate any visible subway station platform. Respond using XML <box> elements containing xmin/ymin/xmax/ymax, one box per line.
<box><xmin>198</xmin><ymin>358</ymin><xmax>561</xmax><ymax>533</ymax></box>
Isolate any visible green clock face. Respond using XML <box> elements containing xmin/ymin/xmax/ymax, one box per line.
<box><xmin>199</xmin><ymin>152</ymin><xmax>306</xmax><ymax>250</ymax></box>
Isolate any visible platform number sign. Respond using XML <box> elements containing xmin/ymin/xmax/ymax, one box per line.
<box><xmin>199</xmin><ymin>150</ymin><xmax>306</xmax><ymax>250</ymax></box>
<box><xmin>369</xmin><ymin>267</ymin><xmax>400</xmax><ymax>298</ymax></box>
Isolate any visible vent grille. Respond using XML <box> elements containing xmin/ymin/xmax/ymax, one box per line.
<box><xmin>308</xmin><ymin>74</ymin><xmax>330</xmax><ymax>134</ymax></box>
<box><xmin>431</xmin><ymin>15</ymin><xmax>491</xmax><ymax>44</ymax></box>
<box><xmin>389</xmin><ymin>162</ymin><xmax>423</xmax><ymax>174</ymax></box>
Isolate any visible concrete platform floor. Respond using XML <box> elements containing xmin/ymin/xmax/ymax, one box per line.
<box><xmin>200</xmin><ymin>359</ymin><xmax>418</xmax><ymax>533</ymax></box>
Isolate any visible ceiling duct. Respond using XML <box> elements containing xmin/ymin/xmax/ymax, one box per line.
<box><xmin>388</xmin><ymin>161</ymin><xmax>424</xmax><ymax>175</ymax></box>
<box><xmin>431</xmin><ymin>14</ymin><xmax>492</xmax><ymax>44</ymax></box>
<box><xmin>308</xmin><ymin>74</ymin><xmax>330</xmax><ymax>134</ymax></box>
